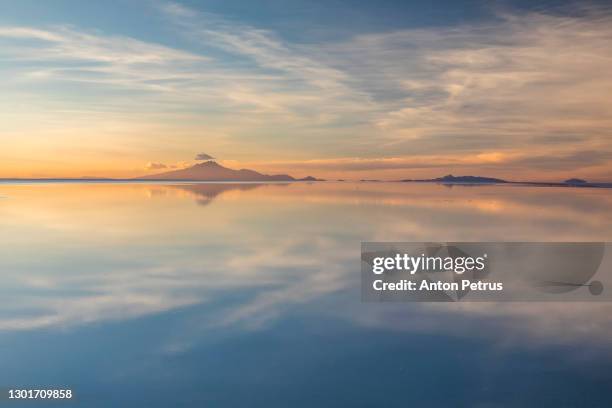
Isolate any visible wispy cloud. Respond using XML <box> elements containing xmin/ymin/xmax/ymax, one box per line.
<box><xmin>1</xmin><ymin>3</ymin><xmax>611</xmax><ymax>179</ymax></box>
<box><xmin>0</xmin><ymin>25</ymin><xmax>207</xmax><ymax>91</ymax></box>
<box><xmin>146</xmin><ymin>162</ymin><xmax>167</xmax><ymax>170</ymax></box>
<box><xmin>194</xmin><ymin>153</ymin><xmax>215</xmax><ymax>161</ymax></box>
<box><xmin>318</xmin><ymin>9</ymin><xmax>612</xmax><ymax>150</ymax></box>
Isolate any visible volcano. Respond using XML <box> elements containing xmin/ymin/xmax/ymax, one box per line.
<box><xmin>137</xmin><ymin>161</ymin><xmax>313</xmax><ymax>181</ymax></box>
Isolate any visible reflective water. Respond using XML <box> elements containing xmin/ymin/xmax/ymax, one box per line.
<box><xmin>0</xmin><ymin>182</ymin><xmax>611</xmax><ymax>407</ymax></box>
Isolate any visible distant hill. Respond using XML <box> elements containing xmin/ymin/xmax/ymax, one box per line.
<box><xmin>402</xmin><ymin>174</ymin><xmax>507</xmax><ymax>184</ymax></box>
<box><xmin>564</xmin><ymin>178</ymin><xmax>587</xmax><ymax>184</ymax></box>
<box><xmin>299</xmin><ymin>175</ymin><xmax>326</xmax><ymax>181</ymax></box>
<box><xmin>136</xmin><ymin>161</ymin><xmax>318</xmax><ymax>182</ymax></box>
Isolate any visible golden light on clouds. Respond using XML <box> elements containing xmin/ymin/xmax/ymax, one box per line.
<box><xmin>0</xmin><ymin>4</ymin><xmax>611</xmax><ymax>180</ymax></box>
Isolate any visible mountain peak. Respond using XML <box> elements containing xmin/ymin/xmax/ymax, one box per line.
<box><xmin>137</xmin><ymin>161</ymin><xmax>317</xmax><ymax>182</ymax></box>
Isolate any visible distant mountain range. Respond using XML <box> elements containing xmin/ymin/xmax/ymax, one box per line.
<box><xmin>1</xmin><ymin>169</ymin><xmax>609</xmax><ymax>188</ymax></box>
<box><xmin>400</xmin><ymin>174</ymin><xmax>611</xmax><ymax>188</ymax></box>
<box><xmin>402</xmin><ymin>174</ymin><xmax>507</xmax><ymax>184</ymax></box>
<box><xmin>137</xmin><ymin>161</ymin><xmax>323</xmax><ymax>182</ymax></box>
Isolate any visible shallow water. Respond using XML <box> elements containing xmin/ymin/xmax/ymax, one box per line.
<box><xmin>0</xmin><ymin>182</ymin><xmax>611</xmax><ymax>407</ymax></box>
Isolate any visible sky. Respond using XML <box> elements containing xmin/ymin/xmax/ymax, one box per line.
<box><xmin>0</xmin><ymin>0</ymin><xmax>611</xmax><ymax>181</ymax></box>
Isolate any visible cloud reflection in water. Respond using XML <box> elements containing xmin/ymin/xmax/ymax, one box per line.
<box><xmin>0</xmin><ymin>181</ymin><xmax>611</xmax><ymax>353</ymax></box>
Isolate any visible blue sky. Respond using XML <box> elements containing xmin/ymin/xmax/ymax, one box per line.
<box><xmin>0</xmin><ymin>0</ymin><xmax>587</xmax><ymax>46</ymax></box>
<box><xmin>1</xmin><ymin>0</ymin><xmax>611</xmax><ymax>180</ymax></box>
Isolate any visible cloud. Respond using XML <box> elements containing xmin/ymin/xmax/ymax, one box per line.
<box><xmin>146</xmin><ymin>162</ymin><xmax>167</xmax><ymax>170</ymax></box>
<box><xmin>1</xmin><ymin>3</ymin><xmax>612</xmax><ymax>179</ymax></box>
<box><xmin>0</xmin><ymin>25</ymin><xmax>207</xmax><ymax>93</ymax></box>
<box><xmin>511</xmin><ymin>150</ymin><xmax>612</xmax><ymax>171</ymax></box>
<box><xmin>257</xmin><ymin>149</ymin><xmax>609</xmax><ymax>173</ymax></box>
<box><xmin>157</xmin><ymin>4</ymin><xmax>612</xmax><ymax>175</ymax></box>
<box><xmin>195</xmin><ymin>153</ymin><xmax>215</xmax><ymax>161</ymax></box>
<box><xmin>316</xmin><ymin>8</ymin><xmax>612</xmax><ymax>157</ymax></box>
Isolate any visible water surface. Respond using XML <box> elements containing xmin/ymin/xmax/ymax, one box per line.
<box><xmin>0</xmin><ymin>182</ymin><xmax>611</xmax><ymax>407</ymax></box>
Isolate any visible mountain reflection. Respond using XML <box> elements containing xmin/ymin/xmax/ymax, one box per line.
<box><xmin>171</xmin><ymin>183</ymin><xmax>266</xmax><ymax>206</ymax></box>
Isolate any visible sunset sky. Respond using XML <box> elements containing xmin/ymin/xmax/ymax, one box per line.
<box><xmin>1</xmin><ymin>0</ymin><xmax>611</xmax><ymax>181</ymax></box>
